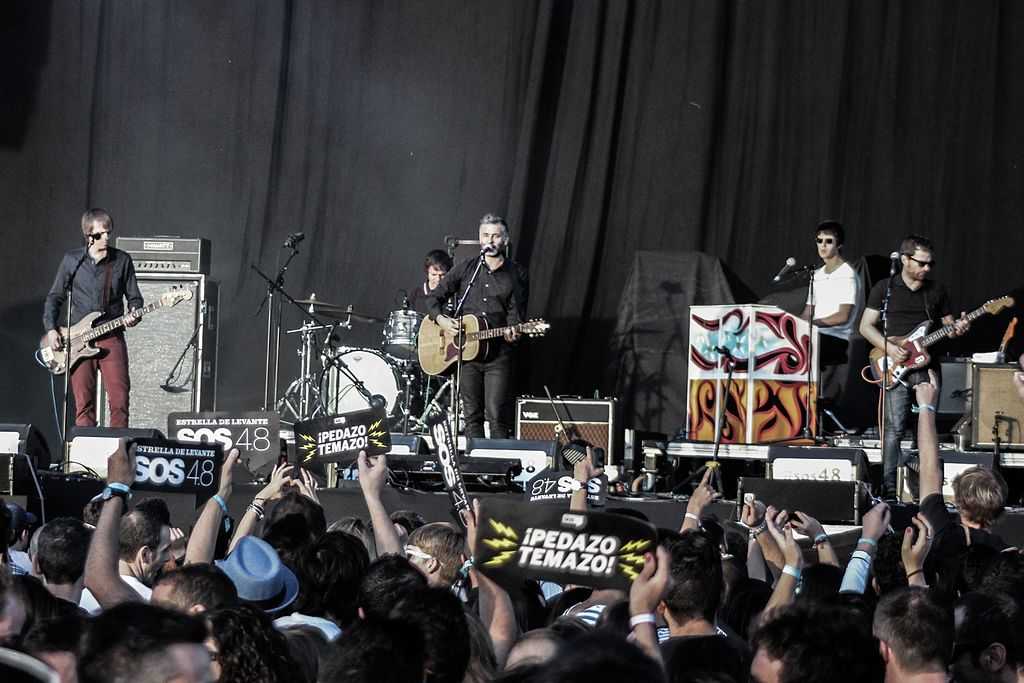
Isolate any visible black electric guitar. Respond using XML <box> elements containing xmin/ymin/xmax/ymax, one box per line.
<box><xmin>39</xmin><ymin>287</ymin><xmax>194</xmax><ymax>375</ymax></box>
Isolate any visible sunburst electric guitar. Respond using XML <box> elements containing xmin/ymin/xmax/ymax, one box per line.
<box><xmin>868</xmin><ymin>295</ymin><xmax>1014</xmax><ymax>389</ymax></box>
<box><xmin>39</xmin><ymin>287</ymin><xmax>194</xmax><ymax>375</ymax></box>
<box><xmin>417</xmin><ymin>314</ymin><xmax>550</xmax><ymax>376</ymax></box>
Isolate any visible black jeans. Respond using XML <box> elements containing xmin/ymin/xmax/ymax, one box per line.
<box><xmin>458</xmin><ymin>345</ymin><xmax>515</xmax><ymax>439</ymax></box>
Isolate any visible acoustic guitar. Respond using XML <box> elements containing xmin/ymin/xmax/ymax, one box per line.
<box><xmin>417</xmin><ymin>314</ymin><xmax>550</xmax><ymax>376</ymax></box>
<box><xmin>868</xmin><ymin>295</ymin><xmax>1013</xmax><ymax>389</ymax></box>
<box><xmin>39</xmin><ymin>287</ymin><xmax>194</xmax><ymax>375</ymax></box>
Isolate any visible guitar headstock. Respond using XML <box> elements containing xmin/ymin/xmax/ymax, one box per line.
<box><xmin>160</xmin><ymin>287</ymin><xmax>195</xmax><ymax>307</ymax></box>
<box><xmin>521</xmin><ymin>319</ymin><xmax>550</xmax><ymax>337</ymax></box>
<box><xmin>983</xmin><ymin>296</ymin><xmax>1014</xmax><ymax>315</ymax></box>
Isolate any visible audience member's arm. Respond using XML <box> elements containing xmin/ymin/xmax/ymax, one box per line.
<box><xmin>357</xmin><ymin>451</ymin><xmax>403</xmax><ymax>556</ymax></box>
<box><xmin>463</xmin><ymin>500</ymin><xmax>517</xmax><ymax>668</ymax></box>
<box><xmin>84</xmin><ymin>439</ymin><xmax>142</xmax><ymax>608</ymax></box>
<box><xmin>791</xmin><ymin>511</ymin><xmax>839</xmax><ymax>567</ymax></box>
<box><xmin>628</xmin><ymin>546</ymin><xmax>671</xmax><ymax>670</ymax></box>
<box><xmin>569</xmin><ymin>447</ymin><xmax>603</xmax><ymax>512</ymax></box>
<box><xmin>915</xmin><ymin>380</ymin><xmax>942</xmax><ymax>500</ymax></box>
<box><xmin>229</xmin><ymin>463</ymin><xmax>293</xmax><ymax>553</ymax></box>
<box><xmin>755</xmin><ymin>505</ymin><xmax>786</xmax><ymax>577</ymax></box>
<box><xmin>185</xmin><ymin>449</ymin><xmax>240</xmax><ymax>564</ymax></box>
<box><xmin>839</xmin><ymin>501</ymin><xmax>890</xmax><ymax>593</ymax></box>
<box><xmin>764</xmin><ymin>511</ymin><xmax>802</xmax><ymax>611</ymax></box>
<box><xmin>901</xmin><ymin>513</ymin><xmax>934</xmax><ymax>587</ymax></box>
<box><xmin>680</xmin><ymin>468</ymin><xmax>721</xmax><ymax>532</ymax></box>
<box><xmin>740</xmin><ymin>499</ymin><xmax>770</xmax><ymax>581</ymax></box>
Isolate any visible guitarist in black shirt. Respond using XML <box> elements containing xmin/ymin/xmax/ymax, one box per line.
<box><xmin>43</xmin><ymin>209</ymin><xmax>143</xmax><ymax>428</ymax></box>
<box><xmin>426</xmin><ymin>214</ymin><xmax>529</xmax><ymax>439</ymax></box>
<box><xmin>859</xmin><ymin>235</ymin><xmax>969</xmax><ymax>498</ymax></box>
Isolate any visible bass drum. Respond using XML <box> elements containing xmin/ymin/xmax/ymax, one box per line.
<box><xmin>321</xmin><ymin>348</ymin><xmax>401</xmax><ymax>417</ymax></box>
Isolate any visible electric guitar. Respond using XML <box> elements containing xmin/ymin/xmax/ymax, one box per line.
<box><xmin>868</xmin><ymin>295</ymin><xmax>1014</xmax><ymax>389</ymax></box>
<box><xmin>417</xmin><ymin>314</ymin><xmax>550</xmax><ymax>376</ymax></box>
<box><xmin>39</xmin><ymin>287</ymin><xmax>194</xmax><ymax>375</ymax></box>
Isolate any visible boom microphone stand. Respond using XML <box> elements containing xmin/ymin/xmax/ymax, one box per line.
<box><xmin>879</xmin><ymin>253</ymin><xmax>898</xmax><ymax>496</ymax></box>
<box><xmin>449</xmin><ymin>248</ymin><xmax>489</xmax><ymax>444</ymax></box>
<box><xmin>257</xmin><ymin>238</ymin><xmax>301</xmax><ymax>411</ymax></box>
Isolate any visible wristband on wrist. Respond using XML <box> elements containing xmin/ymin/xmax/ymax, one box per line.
<box><xmin>107</xmin><ymin>482</ymin><xmax>131</xmax><ymax>493</ymax></box>
<box><xmin>782</xmin><ymin>565</ymin><xmax>801</xmax><ymax>579</ymax></box>
<box><xmin>857</xmin><ymin>537</ymin><xmax>878</xmax><ymax>547</ymax></box>
<box><xmin>813</xmin><ymin>533</ymin><xmax>830</xmax><ymax>546</ymax></box>
<box><xmin>684</xmin><ymin>512</ymin><xmax>701</xmax><ymax>523</ymax></box>
<box><xmin>751</xmin><ymin>522</ymin><xmax>769</xmax><ymax>538</ymax></box>
<box><xmin>906</xmin><ymin>568</ymin><xmax>924</xmax><ymax>579</ymax></box>
<box><xmin>247</xmin><ymin>501</ymin><xmax>266</xmax><ymax>521</ymax></box>
<box><xmin>912</xmin><ymin>404</ymin><xmax>936</xmax><ymax>414</ymax></box>
<box><xmin>212</xmin><ymin>494</ymin><xmax>229</xmax><ymax>515</ymax></box>
<box><xmin>629</xmin><ymin>613</ymin><xmax>657</xmax><ymax>628</ymax></box>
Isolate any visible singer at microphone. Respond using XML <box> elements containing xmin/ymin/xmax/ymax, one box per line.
<box><xmin>424</xmin><ymin>213</ymin><xmax>529</xmax><ymax>440</ymax></box>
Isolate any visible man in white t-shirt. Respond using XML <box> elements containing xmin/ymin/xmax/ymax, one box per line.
<box><xmin>801</xmin><ymin>220</ymin><xmax>859</xmax><ymax>402</ymax></box>
<box><xmin>80</xmin><ymin>506</ymin><xmax>170</xmax><ymax>613</ymax></box>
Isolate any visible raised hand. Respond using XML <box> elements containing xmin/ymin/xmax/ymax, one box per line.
<box><xmin>629</xmin><ymin>546</ymin><xmax>672</xmax><ymax>615</ymax></box>
<box><xmin>861</xmin><ymin>501</ymin><xmax>892</xmax><ymax>542</ymax></box>
<box><xmin>218</xmin><ymin>448</ymin><xmax>241</xmax><ymax>499</ymax></box>
<box><xmin>686</xmin><ymin>467</ymin><xmax>722</xmax><ymax>516</ymax></box>
<box><xmin>293</xmin><ymin>467</ymin><xmax>321</xmax><ymax>504</ymax></box>
<box><xmin>741</xmin><ymin>497</ymin><xmax>766</xmax><ymax>528</ymax></box>
<box><xmin>107</xmin><ymin>438</ymin><xmax>136</xmax><ymax>487</ymax></box>
<box><xmin>357</xmin><ymin>450</ymin><xmax>389</xmax><ymax>500</ymax></box>
<box><xmin>790</xmin><ymin>511</ymin><xmax>825</xmax><ymax>540</ymax></box>
<box><xmin>901</xmin><ymin>513</ymin><xmax>934</xmax><ymax>576</ymax></box>
<box><xmin>258</xmin><ymin>462</ymin><xmax>294</xmax><ymax>501</ymax></box>
<box><xmin>766</xmin><ymin>509</ymin><xmax>802</xmax><ymax>568</ymax></box>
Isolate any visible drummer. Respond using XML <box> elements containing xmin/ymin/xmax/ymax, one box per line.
<box><xmin>408</xmin><ymin>249</ymin><xmax>453</xmax><ymax>315</ymax></box>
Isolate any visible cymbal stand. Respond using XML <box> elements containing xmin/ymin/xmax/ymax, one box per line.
<box><xmin>277</xmin><ymin>320</ymin><xmax>335</xmax><ymax>422</ymax></box>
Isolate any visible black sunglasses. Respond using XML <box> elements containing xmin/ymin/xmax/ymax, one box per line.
<box><xmin>815</xmin><ymin>237</ymin><xmax>835</xmax><ymax>245</ymax></box>
<box><xmin>903</xmin><ymin>254</ymin><xmax>936</xmax><ymax>268</ymax></box>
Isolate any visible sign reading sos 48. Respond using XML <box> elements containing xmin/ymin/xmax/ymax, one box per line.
<box><xmin>131</xmin><ymin>438</ymin><xmax>222</xmax><ymax>495</ymax></box>
<box><xmin>168</xmin><ymin>412</ymin><xmax>279</xmax><ymax>461</ymax></box>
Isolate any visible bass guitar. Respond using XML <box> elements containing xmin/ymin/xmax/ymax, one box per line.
<box><xmin>39</xmin><ymin>287</ymin><xmax>194</xmax><ymax>375</ymax></box>
<box><xmin>417</xmin><ymin>314</ymin><xmax>550</xmax><ymax>376</ymax></box>
<box><xmin>868</xmin><ymin>295</ymin><xmax>1013</xmax><ymax>389</ymax></box>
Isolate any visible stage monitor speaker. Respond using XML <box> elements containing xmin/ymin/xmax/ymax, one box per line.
<box><xmin>97</xmin><ymin>273</ymin><xmax>218</xmax><ymax>432</ymax></box>
<box><xmin>971</xmin><ymin>364</ymin><xmax>1024</xmax><ymax>450</ymax></box>
<box><xmin>897</xmin><ymin>450</ymin><xmax>998</xmax><ymax>503</ymax></box>
<box><xmin>68</xmin><ymin>427</ymin><xmax>164</xmax><ymax>477</ymax></box>
<box><xmin>737</xmin><ymin>476</ymin><xmax>868</xmax><ymax>524</ymax></box>
<box><xmin>0</xmin><ymin>424</ymin><xmax>53</xmax><ymax>495</ymax></box>
<box><xmin>516</xmin><ymin>397</ymin><xmax>622</xmax><ymax>465</ymax></box>
<box><xmin>766</xmin><ymin>445</ymin><xmax>868</xmax><ymax>482</ymax></box>
<box><xmin>466</xmin><ymin>438</ymin><xmax>558</xmax><ymax>486</ymax></box>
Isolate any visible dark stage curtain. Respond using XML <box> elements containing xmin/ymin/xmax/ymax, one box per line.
<box><xmin>2</xmin><ymin>1</ymin><xmax>1023</xmax><ymax>447</ymax></box>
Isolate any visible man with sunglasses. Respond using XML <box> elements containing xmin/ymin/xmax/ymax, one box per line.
<box><xmin>859</xmin><ymin>234</ymin><xmax>969</xmax><ymax>499</ymax></box>
<box><xmin>43</xmin><ymin>209</ymin><xmax>143</xmax><ymax>428</ymax></box>
<box><xmin>801</xmin><ymin>220</ymin><xmax>860</xmax><ymax>404</ymax></box>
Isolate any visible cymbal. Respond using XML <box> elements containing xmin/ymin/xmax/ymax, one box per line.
<box><xmin>295</xmin><ymin>299</ymin><xmax>382</xmax><ymax>323</ymax></box>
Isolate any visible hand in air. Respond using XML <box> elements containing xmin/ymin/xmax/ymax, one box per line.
<box><xmin>914</xmin><ymin>380</ymin><xmax>939</xmax><ymax>410</ymax></box>
<box><xmin>357</xmin><ymin>450</ymin><xmax>389</xmax><ymax>500</ymax></box>
<box><xmin>901</xmin><ymin>513</ymin><xmax>934</xmax><ymax>575</ymax></box>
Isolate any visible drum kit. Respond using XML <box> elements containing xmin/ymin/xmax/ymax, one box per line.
<box><xmin>275</xmin><ymin>295</ymin><xmax>454</xmax><ymax>433</ymax></box>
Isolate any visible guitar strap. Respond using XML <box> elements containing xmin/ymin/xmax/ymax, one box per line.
<box><xmin>103</xmin><ymin>259</ymin><xmax>113</xmax><ymax>311</ymax></box>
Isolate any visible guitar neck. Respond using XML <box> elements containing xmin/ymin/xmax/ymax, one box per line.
<box><xmin>918</xmin><ymin>305</ymin><xmax>987</xmax><ymax>349</ymax></box>
<box><xmin>80</xmin><ymin>301</ymin><xmax>160</xmax><ymax>342</ymax></box>
<box><xmin>469</xmin><ymin>323</ymin><xmax>523</xmax><ymax>341</ymax></box>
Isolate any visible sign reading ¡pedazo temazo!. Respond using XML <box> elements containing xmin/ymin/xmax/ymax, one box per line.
<box><xmin>472</xmin><ymin>499</ymin><xmax>658</xmax><ymax>591</ymax></box>
<box><xmin>293</xmin><ymin>406</ymin><xmax>391</xmax><ymax>464</ymax></box>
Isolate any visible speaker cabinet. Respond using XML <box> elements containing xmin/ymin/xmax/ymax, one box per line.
<box><xmin>516</xmin><ymin>397</ymin><xmax>622</xmax><ymax>465</ymax></box>
<box><xmin>97</xmin><ymin>273</ymin><xmax>218</xmax><ymax>431</ymax></box>
<box><xmin>971</xmin><ymin>364</ymin><xmax>1024</xmax><ymax>450</ymax></box>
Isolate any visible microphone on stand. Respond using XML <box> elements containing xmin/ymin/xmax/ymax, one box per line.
<box><xmin>284</xmin><ymin>232</ymin><xmax>305</xmax><ymax>248</ymax></box>
<box><xmin>772</xmin><ymin>257</ymin><xmax>798</xmax><ymax>282</ymax></box>
<box><xmin>890</xmin><ymin>251</ymin><xmax>900</xmax><ymax>276</ymax></box>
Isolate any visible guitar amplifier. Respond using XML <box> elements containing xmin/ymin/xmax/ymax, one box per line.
<box><xmin>116</xmin><ymin>236</ymin><xmax>211</xmax><ymax>275</ymax></box>
<box><xmin>971</xmin><ymin>363</ymin><xmax>1024</xmax><ymax>450</ymax></box>
<box><xmin>515</xmin><ymin>397</ymin><xmax>622</xmax><ymax>466</ymax></box>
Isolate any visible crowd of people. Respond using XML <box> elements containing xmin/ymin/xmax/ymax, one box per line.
<box><xmin>1</xmin><ymin>371</ymin><xmax>1023</xmax><ymax>682</ymax></box>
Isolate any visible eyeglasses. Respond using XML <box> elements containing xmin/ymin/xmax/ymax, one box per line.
<box><xmin>815</xmin><ymin>237</ymin><xmax>835</xmax><ymax>245</ymax></box>
<box><xmin>88</xmin><ymin>230</ymin><xmax>111</xmax><ymax>239</ymax></box>
<box><xmin>903</xmin><ymin>254</ymin><xmax>935</xmax><ymax>268</ymax></box>
<box><xmin>404</xmin><ymin>544</ymin><xmax>435</xmax><ymax>562</ymax></box>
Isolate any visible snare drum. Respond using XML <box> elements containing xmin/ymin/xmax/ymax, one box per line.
<box><xmin>383</xmin><ymin>309</ymin><xmax>422</xmax><ymax>357</ymax></box>
<box><xmin>321</xmin><ymin>348</ymin><xmax>401</xmax><ymax>416</ymax></box>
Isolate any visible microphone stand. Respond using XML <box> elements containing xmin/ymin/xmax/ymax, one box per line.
<box><xmin>61</xmin><ymin>244</ymin><xmax>93</xmax><ymax>462</ymax></box>
<box><xmin>879</xmin><ymin>256</ymin><xmax>898</xmax><ymax>496</ymax></box>
<box><xmin>250</xmin><ymin>265</ymin><xmax>381</xmax><ymax>415</ymax></box>
<box><xmin>160</xmin><ymin>320</ymin><xmax>201</xmax><ymax>394</ymax></box>
<box><xmin>803</xmin><ymin>266</ymin><xmax>817</xmax><ymax>440</ymax></box>
<box><xmin>257</xmin><ymin>242</ymin><xmax>300</xmax><ymax>411</ymax></box>
<box><xmin>449</xmin><ymin>251</ymin><xmax>488</xmax><ymax>446</ymax></box>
